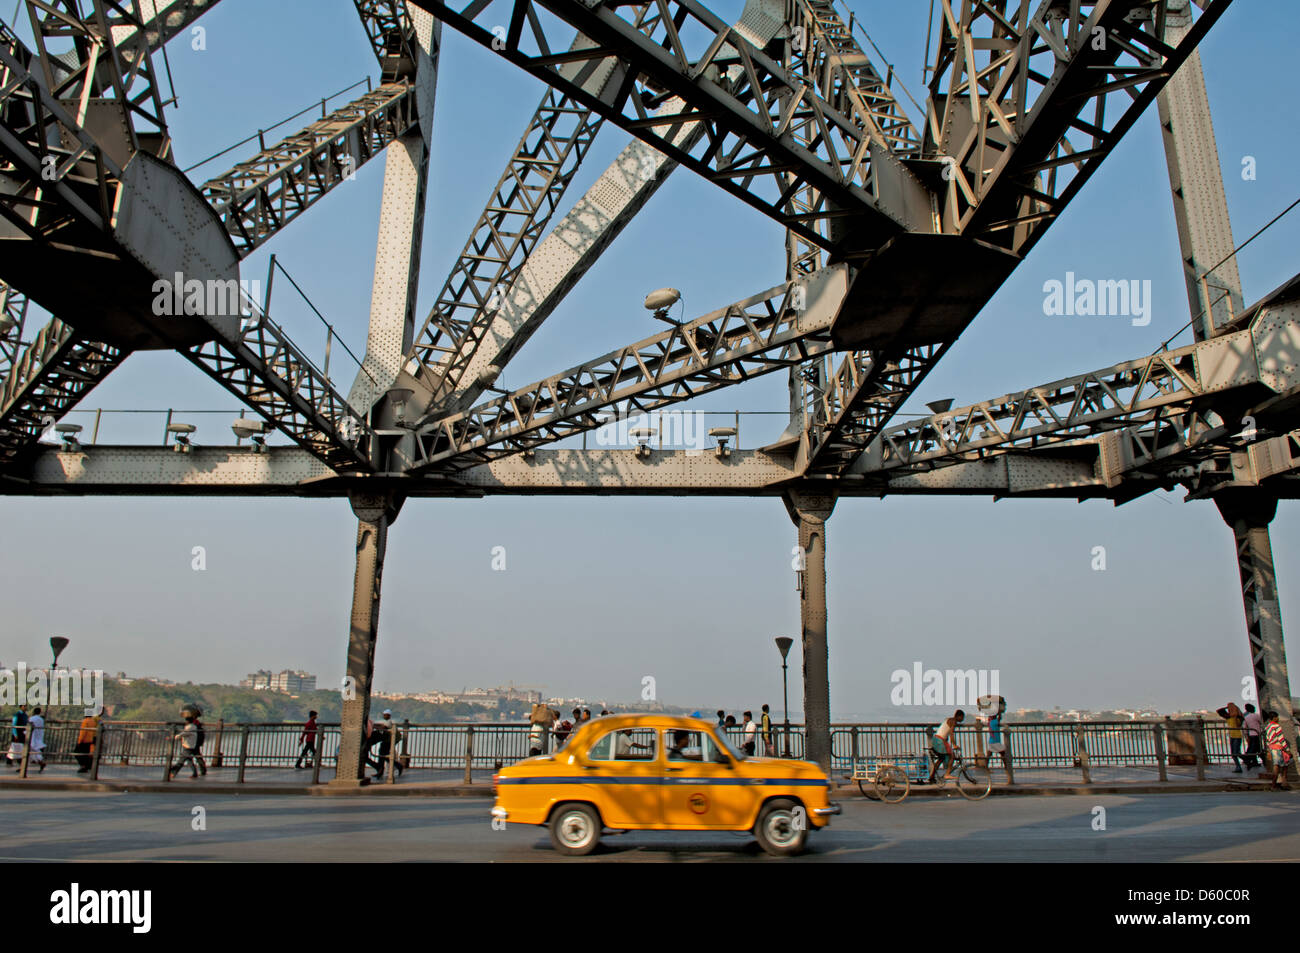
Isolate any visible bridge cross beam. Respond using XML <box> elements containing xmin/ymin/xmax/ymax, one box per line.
<box><xmin>783</xmin><ymin>489</ymin><xmax>837</xmax><ymax>773</ymax></box>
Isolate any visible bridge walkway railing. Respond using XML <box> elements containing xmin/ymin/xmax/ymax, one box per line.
<box><xmin>1</xmin><ymin>718</ymin><xmax>1235</xmax><ymax>784</ymax></box>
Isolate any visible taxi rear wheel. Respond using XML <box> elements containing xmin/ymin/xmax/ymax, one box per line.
<box><xmin>754</xmin><ymin>798</ymin><xmax>808</xmax><ymax>856</ymax></box>
<box><xmin>549</xmin><ymin>802</ymin><xmax>602</xmax><ymax>856</ymax></box>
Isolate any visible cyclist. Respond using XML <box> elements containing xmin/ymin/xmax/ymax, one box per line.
<box><xmin>929</xmin><ymin>709</ymin><xmax>965</xmax><ymax>781</ymax></box>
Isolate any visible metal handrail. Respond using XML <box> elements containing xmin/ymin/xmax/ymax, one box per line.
<box><xmin>3</xmin><ymin>718</ymin><xmax>1241</xmax><ymax>782</ymax></box>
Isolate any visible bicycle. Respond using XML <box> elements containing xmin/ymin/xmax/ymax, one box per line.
<box><xmin>929</xmin><ymin>745</ymin><xmax>992</xmax><ymax>800</ymax></box>
<box><xmin>853</xmin><ymin>756</ymin><xmax>915</xmax><ymax>803</ymax></box>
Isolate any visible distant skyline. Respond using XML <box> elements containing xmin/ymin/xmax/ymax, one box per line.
<box><xmin>0</xmin><ymin>656</ymin><xmax>1259</xmax><ymax>722</ymax></box>
<box><xmin>2</xmin><ymin>2</ymin><xmax>1297</xmax><ymax>720</ymax></box>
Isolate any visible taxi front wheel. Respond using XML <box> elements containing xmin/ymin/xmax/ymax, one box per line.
<box><xmin>549</xmin><ymin>802</ymin><xmax>602</xmax><ymax>856</ymax></box>
<box><xmin>754</xmin><ymin>798</ymin><xmax>809</xmax><ymax>856</ymax></box>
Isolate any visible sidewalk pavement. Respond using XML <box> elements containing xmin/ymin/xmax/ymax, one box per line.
<box><xmin>841</xmin><ymin>763</ymin><xmax>1281</xmax><ymax>797</ymax></box>
<box><xmin>0</xmin><ymin>761</ymin><xmax>492</xmax><ymax>795</ymax></box>
<box><xmin>0</xmin><ymin>760</ymin><xmax>1285</xmax><ymax>797</ymax></box>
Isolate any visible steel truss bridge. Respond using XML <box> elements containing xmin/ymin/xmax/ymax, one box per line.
<box><xmin>1</xmin><ymin>0</ymin><xmax>1294</xmax><ymax>780</ymax></box>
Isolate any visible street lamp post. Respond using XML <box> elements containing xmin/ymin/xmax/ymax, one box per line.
<box><xmin>50</xmin><ymin>637</ymin><xmax>69</xmax><ymax>703</ymax></box>
<box><xmin>775</xmin><ymin>637</ymin><xmax>793</xmax><ymax>757</ymax></box>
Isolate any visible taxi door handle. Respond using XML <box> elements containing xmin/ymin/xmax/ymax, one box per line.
<box><xmin>665</xmin><ymin>766</ymin><xmax>684</xmax><ymax>771</ymax></box>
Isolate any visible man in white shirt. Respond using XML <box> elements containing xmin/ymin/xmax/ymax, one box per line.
<box><xmin>26</xmin><ymin>706</ymin><xmax>46</xmax><ymax>773</ymax></box>
<box><xmin>741</xmin><ymin>711</ymin><xmax>758</xmax><ymax>756</ymax></box>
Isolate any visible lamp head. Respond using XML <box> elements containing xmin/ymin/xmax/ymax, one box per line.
<box><xmin>167</xmin><ymin>422</ymin><xmax>196</xmax><ymax>452</ymax></box>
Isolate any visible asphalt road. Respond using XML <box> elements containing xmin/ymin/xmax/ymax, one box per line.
<box><xmin>0</xmin><ymin>790</ymin><xmax>1295</xmax><ymax>862</ymax></box>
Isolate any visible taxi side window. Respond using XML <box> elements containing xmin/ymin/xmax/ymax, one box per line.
<box><xmin>667</xmin><ymin>730</ymin><xmax>705</xmax><ymax>762</ymax></box>
<box><xmin>667</xmin><ymin>731</ymin><xmax>730</xmax><ymax>764</ymax></box>
<box><xmin>588</xmin><ymin>729</ymin><xmax>656</xmax><ymax>761</ymax></box>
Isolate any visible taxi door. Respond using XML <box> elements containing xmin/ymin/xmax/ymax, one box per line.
<box><xmin>578</xmin><ymin>727</ymin><xmax>663</xmax><ymax>829</ymax></box>
<box><xmin>660</xmin><ymin>729</ymin><xmax>756</xmax><ymax>828</ymax></box>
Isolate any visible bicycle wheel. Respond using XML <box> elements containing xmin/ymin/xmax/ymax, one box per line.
<box><xmin>874</xmin><ymin>764</ymin><xmax>910</xmax><ymax>803</ymax></box>
<box><xmin>857</xmin><ymin>778</ymin><xmax>875</xmax><ymax>799</ymax></box>
<box><xmin>957</xmin><ymin>763</ymin><xmax>992</xmax><ymax>800</ymax></box>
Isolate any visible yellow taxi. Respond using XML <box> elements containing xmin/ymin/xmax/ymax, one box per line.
<box><xmin>490</xmin><ymin>713</ymin><xmax>840</xmax><ymax>855</ymax></box>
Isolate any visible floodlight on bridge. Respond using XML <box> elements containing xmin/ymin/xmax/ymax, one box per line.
<box><xmin>926</xmin><ymin>399</ymin><xmax>954</xmax><ymax>414</ymax></box>
<box><xmin>387</xmin><ymin>388</ymin><xmax>415</xmax><ymax>425</ymax></box>
<box><xmin>629</xmin><ymin>426</ymin><xmax>654</xmax><ymax>458</ymax></box>
<box><xmin>54</xmin><ymin>423</ymin><xmax>82</xmax><ymax>451</ymax></box>
<box><xmin>644</xmin><ymin>287</ymin><xmax>681</xmax><ymax>326</ymax></box>
<box><xmin>231</xmin><ymin>418</ymin><xmax>268</xmax><ymax>452</ymax></box>
<box><xmin>167</xmin><ymin>422</ymin><xmax>196</xmax><ymax>453</ymax></box>
<box><xmin>709</xmin><ymin>426</ymin><xmax>737</xmax><ymax>459</ymax></box>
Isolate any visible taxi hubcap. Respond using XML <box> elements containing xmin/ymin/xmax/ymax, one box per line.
<box><xmin>559</xmin><ymin>812</ymin><xmax>593</xmax><ymax>847</ymax></box>
<box><xmin>765</xmin><ymin>810</ymin><xmax>797</xmax><ymax>846</ymax></box>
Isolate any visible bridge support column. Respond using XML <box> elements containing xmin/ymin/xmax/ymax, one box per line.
<box><xmin>783</xmin><ymin>490</ymin><xmax>837</xmax><ymax>773</ymax></box>
<box><xmin>1215</xmin><ymin>492</ymin><xmax>1298</xmax><ymax>775</ymax></box>
<box><xmin>331</xmin><ymin>492</ymin><xmax>403</xmax><ymax>786</ymax></box>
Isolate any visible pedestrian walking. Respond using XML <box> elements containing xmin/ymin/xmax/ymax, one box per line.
<box><xmin>369</xmin><ymin>712</ymin><xmax>392</xmax><ymax>774</ymax></box>
<box><xmin>528</xmin><ymin>703</ymin><xmax>556</xmax><ymax>756</ymax></box>
<box><xmin>1264</xmin><ymin>710</ymin><xmax>1292</xmax><ymax>789</ymax></box>
<box><xmin>6</xmin><ymin>704</ymin><xmax>27</xmax><ymax>767</ymax></box>
<box><xmin>74</xmin><ymin>712</ymin><xmax>99</xmax><ymax>773</ymax></box>
<box><xmin>741</xmin><ymin>711</ymin><xmax>757</xmax><ymax>756</ymax></box>
<box><xmin>716</xmin><ymin>710</ymin><xmax>726</xmax><ymax>730</ymax></box>
<box><xmin>368</xmin><ymin>708</ymin><xmax>402</xmax><ymax>779</ymax></box>
<box><xmin>984</xmin><ymin>697</ymin><xmax>1013</xmax><ymax>780</ymax></box>
<box><xmin>26</xmin><ymin>706</ymin><xmax>46</xmax><ymax>773</ymax></box>
<box><xmin>295</xmin><ymin>710</ymin><xmax>319</xmax><ymax>768</ymax></box>
<box><xmin>555</xmin><ymin>718</ymin><xmax>573</xmax><ymax>748</ymax></box>
<box><xmin>1242</xmin><ymin>703</ymin><xmax>1263</xmax><ymax>770</ymax></box>
<box><xmin>169</xmin><ymin>713</ymin><xmax>201</xmax><ymax>779</ymax></box>
<box><xmin>760</xmin><ymin>704</ymin><xmax>775</xmax><ymax>756</ymax></box>
<box><xmin>1215</xmin><ymin>702</ymin><xmax>1244</xmax><ymax>773</ymax></box>
<box><xmin>190</xmin><ymin>710</ymin><xmax>208</xmax><ymax>776</ymax></box>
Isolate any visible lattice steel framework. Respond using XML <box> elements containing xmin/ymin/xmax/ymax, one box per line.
<box><xmin>0</xmin><ymin>0</ymin><xmax>1238</xmax><ymax>484</ymax></box>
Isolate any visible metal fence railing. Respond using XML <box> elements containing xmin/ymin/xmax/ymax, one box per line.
<box><xmin>0</xmin><ymin>717</ymin><xmax>1247</xmax><ymax>784</ymax></box>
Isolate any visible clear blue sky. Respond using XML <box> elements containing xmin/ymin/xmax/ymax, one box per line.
<box><xmin>1</xmin><ymin>0</ymin><xmax>1296</xmax><ymax>717</ymax></box>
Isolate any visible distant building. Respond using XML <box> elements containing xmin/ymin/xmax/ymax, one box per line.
<box><xmin>411</xmin><ymin>691</ymin><xmax>456</xmax><ymax>704</ymax></box>
<box><xmin>451</xmin><ymin>685</ymin><xmax>542</xmax><ymax>707</ymax></box>
<box><xmin>241</xmin><ymin>669</ymin><xmax>315</xmax><ymax>693</ymax></box>
<box><xmin>270</xmin><ymin>670</ymin><xmax>316</xmax><ymax>694</ymax></box>
<box><xmin>241</xmin><ymin>669</ymin><xmax>273</xmax><ymax>690</ymax></box>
